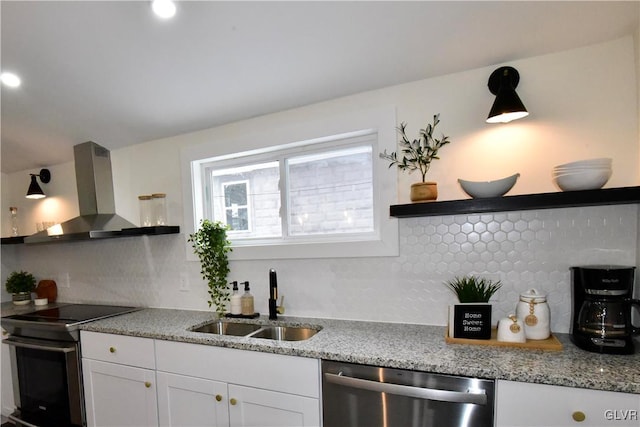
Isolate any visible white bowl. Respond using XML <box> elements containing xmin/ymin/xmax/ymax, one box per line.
<box><xmin>458</xmin><ymin>173</ymin><xmax>520</xmax><ymax>198</ymax></box>
<box><xmin>553</xmin><ymin>169</ymin><xmax>611</xmax><ymax>191</ymax></box>
<box><xmin>552</xmin><ymin>167</ymin><xmax>611</xmax><ymax>176</ymax></box>
<box><xmin>555</xmin><ymin>158</ymin><xmax>612</xmax><ymax>169</ymax></box>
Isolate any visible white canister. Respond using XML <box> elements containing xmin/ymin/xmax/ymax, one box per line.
<box><xmin>497</xmin><ymin>315</ymin><xmax>526</xmax><ymax>343</ymax></box>
<box><xmin>516</xmin><ymin>289</ymin><xmax>550</xmax><ymax>340</ymax></box>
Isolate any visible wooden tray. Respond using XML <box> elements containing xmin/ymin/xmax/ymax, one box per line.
<box><xmin>445</xmin><ymin>328</ymin><xmax>563</xmax><ymax>351</ymax></box>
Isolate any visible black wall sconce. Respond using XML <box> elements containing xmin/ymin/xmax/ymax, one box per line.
<box><xmin>486</xmin><ymin>66</ymin><xmax>529</xmax><ymax>123</ymax></box>
<box><xmin>26</xmin><ymin>168</ymin><xmax>51</xmax><ymax>199</ymax></box>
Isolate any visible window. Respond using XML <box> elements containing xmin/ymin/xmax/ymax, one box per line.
<box><xmin>182</xmin><ymin>106</ymin><xmax>398</xmax><ymax>259</ymax></box>
<box><xmin>204</xmin><ymin>138</ymin><xmax>374</xmax><ymax>244</ymax></box>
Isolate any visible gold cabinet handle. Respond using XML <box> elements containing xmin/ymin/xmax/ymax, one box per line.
<box><xmin>109</xmin><ymin>346</ymin><xmax>116</xmax><ymax>353</ymax></box>
<box><xmin>215</xmin><ymin>394</ymin><xmax>222</xmax><ymax>402</ymax></box>
<box><xmin>229</xmin><ymin>398</ymin><xmax>237</xmax><ymax>406</ymax></box>
<box><xmin>572</xmin><ymin>411</ymin><xmax>586</xmax><ymax>422</ymax></box>
<box><xmin>144</xmin><ymin>382</ymin><xmax>152</xmax><ymax>388</ymax></box>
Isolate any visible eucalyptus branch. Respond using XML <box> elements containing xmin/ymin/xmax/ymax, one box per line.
<box><xmin>380</xmin><ymin>113</ymin><xmax>451</xmax><ymax>182</ymax></box>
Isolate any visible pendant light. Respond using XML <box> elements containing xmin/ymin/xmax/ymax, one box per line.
<box><xmin>486</xmin><ymin>66</ymin><xmax>529</xmax><ymax>124</ymax></box>
<box><xmin>26</xmin><ymin>169</ymin><xmax>51</xmax><ymax>199</ymax></box>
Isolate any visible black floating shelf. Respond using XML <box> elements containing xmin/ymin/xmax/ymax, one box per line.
<box><xmin>2</xmin><ymin>226</ymin><xmax>180</xmax><ymax>245</ymax></box>
<box><xmin>390</xmin><ymin>186</ymin><xmax>640</xmax><ymax>218</ymax></box>
<box><xmin>0</xmin><ymin>236</ymin><xmax>26</xmax><ymax>245</ymax></box>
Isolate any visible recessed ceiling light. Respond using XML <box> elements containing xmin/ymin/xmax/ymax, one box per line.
<box><xmin>152</xmin><ymin>0</ymin><xmax>176</xmax><ymax>19</ymax></box>
<box><xmin>1</xmin><ymin>72</ymin><xmax>21</xmax><ymax>88</ymax></box>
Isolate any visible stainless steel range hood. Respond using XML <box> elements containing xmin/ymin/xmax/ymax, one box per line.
<box><xmin>24</xmin><ymin>141</ymin><xmax>137</xmax><ymax>244</ymax></box>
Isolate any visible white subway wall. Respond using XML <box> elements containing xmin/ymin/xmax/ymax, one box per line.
<box><xmin>1</xmin><ymin>204</ymin><xmax>637</xmax><ymax>333</ymax></box>
<box><xmin>2</xmin><ymin>38</ymin><xmax>639</xmax><ymax>332</ymax></box>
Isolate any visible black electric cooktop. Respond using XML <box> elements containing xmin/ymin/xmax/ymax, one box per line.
<box><xmin>1</xmin><ymin>304</ymin><xmax>141</xmax><ymax>341</ymax></box>
<box><xmin>5</xmin><ymin>304</ymin><xmax>140</xmax><ymax>324</ymax></box>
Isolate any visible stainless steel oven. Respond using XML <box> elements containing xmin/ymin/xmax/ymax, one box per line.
<box><xmin>1</xmin><ymin>304</ymin><xmax>140</xmax><ymax>427</ymax></box>
<box><xmin>322</xmin><ymin>360</ymin><xmax>495</xmax><ymax>427</ymax></box>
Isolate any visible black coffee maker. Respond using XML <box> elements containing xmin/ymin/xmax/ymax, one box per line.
<box><xmin>571</xmin><ymin>265</ymin><xmax>640</xmax><ymax>354</ymax></box>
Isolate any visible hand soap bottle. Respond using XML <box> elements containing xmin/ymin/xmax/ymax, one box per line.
<box><xmin>229</xmin><ymin>281</ymin><xmax>242</xmax><ymax>315</ymax></box>
<box><xmin>240</xmin><ymin>281</ymin><xmax>254</xmax><ymax>316</ymax></box>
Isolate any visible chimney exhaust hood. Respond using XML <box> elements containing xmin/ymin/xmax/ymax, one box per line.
<box><xmin>24</xmin><ymin>141</ymin><xmax>140</xmax><ymax>244</ymax></box>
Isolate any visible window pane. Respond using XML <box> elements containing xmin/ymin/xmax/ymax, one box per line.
<box><xmin>224</xmin><ymin>183</ymin><xmax>248</xmax><ymax>207</ymax></box>
<box><xmin>224</xmin><ymin>182</ymin><xmax>250</xmax><ymax>231</ymax></box>
<box><xmin>287</xmin><ymin>146</ymin><xmax>374</xmax><ymax>236</ymax></box>
<box><xmin>209</xmin><ymin>161</ymin><xmax>281</xmax><ymax>238</ymax></box>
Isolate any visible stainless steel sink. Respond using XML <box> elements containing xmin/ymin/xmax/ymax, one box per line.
<box><xmin>191</xmin><ymin>320</ymin><xmax>262</xmax><ymax>336</ymax></box>
<box><xmin>190</xmin><ymin>320</ymin><xmax>320</xmax><ymax>341</ymax></box>
<box><xmin>249</xmin><ymin>326</ymin><xmax>319</xmax><ymax>341</ymax></box>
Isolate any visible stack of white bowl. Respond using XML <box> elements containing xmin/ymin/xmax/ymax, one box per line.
<box><xmin>552</xmin><ymin>158</ymin><xmax>612</xmax><ymax>191</ymax></box>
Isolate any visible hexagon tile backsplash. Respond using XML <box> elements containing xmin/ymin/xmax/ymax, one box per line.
<box><xmin>1</xmin><ymin>204</ymin><xmax>638</xmax><ymax>333</ymax></box>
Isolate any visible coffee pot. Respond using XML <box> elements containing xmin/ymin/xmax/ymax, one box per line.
<box><xmin>571</xmin><ymin>265</ymin><xmax>640</xmax><ymax>354</ymax></box>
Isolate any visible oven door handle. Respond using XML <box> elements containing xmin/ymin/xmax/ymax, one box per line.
<box><xmin>324</xmin><ymin>372</ymin><xmax>487</xmax><ymax>405</ymax></box>
<box><xmin>3</xmin><ymin>336</ymin><xmax>77</xmax><ymax>353</ymax></box>
<box><xmin>8</xmin><ymin>414</ymin><xmax>40</xmax><ymax>427</ymax></box>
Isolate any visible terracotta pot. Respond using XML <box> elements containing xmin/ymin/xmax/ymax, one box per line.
<box><xmin>36</xmin><ymin>279</ymin><xmax>58</xmax><ymax>303</ymax></box>
<box><xmin>410</xmin><ymin>182</ymin><xmax>438</xmax><ymax>202</ymax></box>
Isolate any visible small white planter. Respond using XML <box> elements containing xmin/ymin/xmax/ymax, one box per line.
<box><xmin>12</xmin><ymin>292</ymin><xmax>32</xmax><ymax>305</ymax></box>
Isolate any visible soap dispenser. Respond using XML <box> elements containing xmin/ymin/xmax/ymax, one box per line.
<box><xmin>229</xmin><ymin>281</ymin><xmax>242</xmax><ymax>315</ymax></box>
<box><xmin>240</xmin><ymin>281</ymin><xmax>255</xmax><ymax>315</ymax></box>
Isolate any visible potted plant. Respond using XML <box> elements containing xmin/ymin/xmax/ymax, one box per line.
<box><xmin>188</xmin><ymin>220</ymin><xmax>232</xmax><ymax>317</ymax></box>
<box><xmin>380</xmin><ymin>113</ymin><xmax>452</xmax><ymax>202</ymax></box>
<box><xmin>445</xmin><ymin>275</ymin><xmax>502</xmax><ymax>339</ymax></box>
<box><xmin>5</xmin><ymin>270</ymin><xmax>37</xmax><ymax>305</ymax></box>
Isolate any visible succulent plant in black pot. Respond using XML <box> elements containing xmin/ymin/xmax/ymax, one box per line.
<box><xmin>445</xmin><ymin>275</ymin><xmax>502</xmax><ymax>303</ymax></box>
<box><xmin>5</xmin><ymin>270</ymin><xmax>37</xmax><ymax>305</ymax></box>
<box><xmin>445</xmin><ymin>275</ymin><xmax>502</xmax><ymax>340</ymax></box>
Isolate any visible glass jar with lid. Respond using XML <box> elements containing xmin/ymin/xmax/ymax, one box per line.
<box><xmin>151</xmin><ymin>193</ymin><xmax>167</xmax><ymax>225</ymax></box>
<box><xmin>138</xmin><ymin>195</ymin><xmax>153</xmax><ymax>227</ymax></box>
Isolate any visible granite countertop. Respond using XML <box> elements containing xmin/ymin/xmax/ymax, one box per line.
<box><xmin>75</xmin><ymin>307</ymin><xmax>640</xmax><ymax>395</ymax></box>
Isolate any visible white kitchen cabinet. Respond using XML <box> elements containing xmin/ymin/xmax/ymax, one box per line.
<box><xmin>157</xmin><ymin>372</ymin><xmax>229</xmax><ymax>427</ymax></box>
<box><xmin>81</xmin><ymin>331</ymin><xmax>158</xmax><ymax>427</ymax></box>
<box><xmin>83</xmin><ymin>359</ymin><xmax>158</xmax><ymax>427</ymax></box>
<box><xmin>228</xmin><ymin>383</ymin><xmax>319</xmax><ymax>427</ymax></box>
<box><xmin>496</xmin><ymin>380</ymin><xmax>640</xmax><ymax>426</ymax></box>
<box><xmin>155</xmin><ymin>340</ymin><xmax>321</xmax><ymax>427</ymax></box>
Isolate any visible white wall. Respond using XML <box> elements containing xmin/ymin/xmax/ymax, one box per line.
<box><xmin>2</xmin><ymin>37</ymin><xmax>639</xmax><ymax>332</ymax></box>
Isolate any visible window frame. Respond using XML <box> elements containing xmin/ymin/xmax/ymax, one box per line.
<box><xmin>181</xmin><ymin>105</ymin><xmax>399</xmax><ymax>260</ymax></box>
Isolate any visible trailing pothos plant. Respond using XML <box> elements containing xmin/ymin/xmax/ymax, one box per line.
<box><xmin>379</xmin><ymin>113</ymin><xmax>451</xmax><ymax>182</ymax></box>
<box><xmin>188</xmin><ymin>219</ymin><xmax>232</xmax><ymax>316</ymax></box>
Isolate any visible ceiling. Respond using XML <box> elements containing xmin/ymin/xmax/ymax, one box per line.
<box><xmin>1</xmin><ymin>1</ymin><xmax>638</xmax><ymax>173</ymax></box>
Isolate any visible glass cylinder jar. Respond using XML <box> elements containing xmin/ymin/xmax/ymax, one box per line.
<box><xmin>151</xmin><ymin>193</ymin><xmax>167</xmax><ymax>225</ymax></box>
<box><xmin>9</xmin><ymin>206</ymin><xmax>19</xmax><ymax>236</ymax></box>
<box><xmin>138</xmin><ymin>195</ymin><xmax>153</xmax><ymax>227</ymax></box>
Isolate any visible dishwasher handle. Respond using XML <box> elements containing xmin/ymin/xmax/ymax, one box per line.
<box><xmin>324</xmin><ymin>372</ymin><xmax>487</xmax><ymax>406</ymax></box>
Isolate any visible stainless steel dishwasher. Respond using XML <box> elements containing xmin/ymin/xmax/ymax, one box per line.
<box><xmin>322</xmin><ymin>360</ymin><xmax>495</xmax><ymax>427</ymax></box>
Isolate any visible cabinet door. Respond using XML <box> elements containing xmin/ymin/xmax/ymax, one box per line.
<box><xmin>157</xmin><ymin>371</ymin><xmax>229</xmax><ymax>427</ymax></box>
<box><xmin>1</xmin><ymin>337</ymin><xmax>16</xmax><ymax>417</ymax></box>
<box><xmin>496</xmin><ymin>380</ymin><xmax>640</xmax><ymax>426</ymax></box>
<box><xmin>83</xmin><ymin>359</ymin><xmax>158</xmax><ymax>427</ymax></box>
<box><xmin>228</xmin><ymin>384</ymin><xmax>320</xmax><ymax>427</ymax></box>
